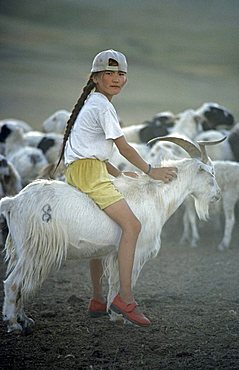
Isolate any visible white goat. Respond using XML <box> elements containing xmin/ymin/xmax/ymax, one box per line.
<box><xmin>147</xmin><ymin>136</ymin><xmax>188</xmax><ymax>163</ymax></box>
<box><xmin>5</xmin><ymin>129</ymin><xmax>48</xmax><ymax>186</ymax></box>
<box><xmin>150</xmin><ymin>104</ymin><xmax>234</xmax><ymax>160</ymax></box>
<box><xmin>0</xmin><ymin>155</ymin><xmax>22</xmax><ymax>198</ymax></box>
<box><xmin>24</xmin><ymin>131</ymin><xmax>63</xmax><ymax>164</ymax></box>
<box><xmin>145</xmin><ymin>110</ymin><xmax>208</xmax><ymax>164</ymax></box>
<box><xmin>37</xmin><ymin>161</ymin><xmax>66</xmax><ymax>182</ymax></box>
<box><xmin>1</xmin><ymin>137</ymin><xmax>223</xmax><ymax>334</ymax></box>
<box><xmin>122</xmin><ymin>123</ymin><xmax>148</xmax><ymax>143</ymax></box>
<box><xmin>0</xmin><ymin>119</ymin><xmax>32</xmax><ymax>133</ymax></box>
<box><xmin>0</xmin><ymin>120</ymin><xmax>32</xmax><ymax>155</ymax></box>
<box><xmin>168</xmin><ymin>109</ymin><xmax>204</xmax><ymax>139</ymax></box>
<box><xmin>111</xmin><ymin>110</ymin><xmax>200</xmax><ymax>171</ymax></box>
<box><xmin>180</xmin><ymin>160</ymin><xmax>239</xmax><ymax>251</ymax></box>
<box><xmin>42</xmin><ymin>110</ymin><xmax>70</xmax><ymax>134</ymax></box>
<box><xmin>122</xmin><ymin>111</ymin><xmax>175</xmax><ymax>144</ymax></box>
<box><xmin>110</xmin><ymin>142</ymin><xmax>150</xmax><ymax>172</ymax></box>
<box><xmin>111</xmin><ymin>140</ymin><xmax>183</xmax><ymax>173</ymax></box>
<box><xmin>122</xmin><ymin>109</ymin><xmax>203</xmax><ymax>145</ymax></box>
<box><xmin>195</xmin><ymin>130</ymin><xmax>234</xmax><ymax>161</ymax></box>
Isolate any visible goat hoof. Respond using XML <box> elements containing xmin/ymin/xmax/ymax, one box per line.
<box><xmin>124</xmin><ymin>318</ymin><xmax>134</xmax><ymax>326</ymax></box>
<box><xmin>22</xmin><ymin>325</ymin><xmax>33</xmax><ymax>336</ymax></box>
<box><xmin>18</xmin><ymin>316</ymin><xmax>35</xmax><ymax>329</ymax></box>
<box><xmin>191</xmin><ymin>244</ymin><xmax>198</xmax><ymax>248</ymax></box>
<box><xmin>28</xmin><ymin>317</ymin><xmax>35</xmax><ymax>326</ymax></box>
<box><xmin>109</xmin><ymin>310</ymin><xmax>123</xmax><ymax>322</ymax></box>
<box><xmin>7</xmin><ymin>322</ymin><xmax>23</xmax><ymax>334</ymax></box>
<box><xmin>22</xmin><ymin>317</ymin><xmax>35</xmax><ymax>328</ymax></box>
<box><xmin>218</xmin><ymin>243</ymin><xmax>226</xmax><ymax>251</ymax></box>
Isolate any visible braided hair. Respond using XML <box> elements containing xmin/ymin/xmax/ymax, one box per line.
<box><xmin>54</xmin><ymin>58</ymin><xmax>119</xmax><ymax>174</ymax></box>
<box><xmin>54</xmin><ymin>74</ymin><xmax>96</xmax><ymax>172</ymax></box>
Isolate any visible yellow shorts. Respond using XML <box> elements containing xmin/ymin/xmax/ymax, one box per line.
<box><xmin>65</xmin><ymin>159</ymin><xmax>124</xmax><ymax>210</ymax></box>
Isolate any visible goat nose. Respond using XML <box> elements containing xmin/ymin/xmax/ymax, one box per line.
<box><xmin>0</xmin><ymin>159</ymin><xmax>7</xmax><ymax>167</ymax></box>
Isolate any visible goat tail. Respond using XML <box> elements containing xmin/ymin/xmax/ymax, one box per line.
<box><xmin>4</xmin><ymin>234</ymin><xmax>16</xmax><ymax>276</ymax></box>
<box><xmin>19</xmin><ymin>219</ymin><xmax>68</xmax><ymax>296</ymax></box>
<box><xmin>1</xmin><ymin>193</ymin><xmax>68</xmax><ymax>296</ymax></box>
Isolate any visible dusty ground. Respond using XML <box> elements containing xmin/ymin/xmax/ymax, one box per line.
<box><xmin>0</xmin><ymin>218</ymin><xmax>239</xmax><ymax>370</ymax></box>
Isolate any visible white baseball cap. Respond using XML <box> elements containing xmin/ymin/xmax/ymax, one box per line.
<box><xmin>90</xmin><ymin>49</ymin><xmax>128</xmax><ymax>73</ymax></box>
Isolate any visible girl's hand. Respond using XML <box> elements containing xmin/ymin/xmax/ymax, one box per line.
<box><xmin>149</xmin><ymin>167</ymin><xmax>178</xmax><ymax>183</ymax></box>
<box><xmin>122</xmin><ymin>171</ymin><xmax>139</xmax><ymax>178</ymax></box>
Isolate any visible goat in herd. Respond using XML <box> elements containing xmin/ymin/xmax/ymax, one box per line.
<box><xmin>0</xmin><ymin>136</ymin><xmax>224</xmax><ymax>334</ymax></box>
<box><xmin>180</xmin><ymin>160</ymin><xmax>239</xmax><ymax>251</ymax></box>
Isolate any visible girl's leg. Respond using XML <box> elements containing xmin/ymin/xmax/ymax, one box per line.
<box><xmin>89</xmin><ymin>259</ymin><xmax>106</xmax><ymax>303</ymax></box>
<box><xmin>89</xmin><ymin>198</ymin><xmax>150</xmax><ymax>326</ymax></box>
<box><xmin>103</xmin><ymin>199</ymin><xmax>141</xmax><ymax>304</ymax></box>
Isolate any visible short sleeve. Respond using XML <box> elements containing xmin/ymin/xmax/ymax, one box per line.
<box><xmin>99</xmin><ymin>107</ymin><xmax>124</xmax><ymax>140</ymax></box>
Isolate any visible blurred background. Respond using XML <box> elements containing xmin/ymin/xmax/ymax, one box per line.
<box><xmin>1</xmin><ymin>0</ymin><xmax>238</xmax><ymax>129</ymax></box>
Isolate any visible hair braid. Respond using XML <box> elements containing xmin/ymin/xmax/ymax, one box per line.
<box><xmin>54</xmin><ymin>76</ymin><xmax>96</xmax><ymax>173</ymax></box>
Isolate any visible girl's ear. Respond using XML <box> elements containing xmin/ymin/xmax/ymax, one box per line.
<box><xmin>92</xmin><ymin>73</ymin><xmax>99</xmax><ymax>84</ymax></box>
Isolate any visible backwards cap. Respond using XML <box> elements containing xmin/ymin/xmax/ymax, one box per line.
<box><xmin>90</xmin><ymin>49</ymin><xmax>127</xmax><ymax>73</ymax></box>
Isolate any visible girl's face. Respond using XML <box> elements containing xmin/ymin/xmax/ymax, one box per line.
<box><xmin>93</xmin><ymin>71</ymin><xmax>127</xmax><ymax>101</ymax></box>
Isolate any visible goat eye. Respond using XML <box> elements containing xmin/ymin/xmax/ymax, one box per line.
<box><xmin>198</xmin><ymin>166</ymin><xmax>204</xmax><ymax>172</ymax></box>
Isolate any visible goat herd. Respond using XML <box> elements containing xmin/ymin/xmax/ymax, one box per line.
<box><xmin>0</xmin><ymin>101</ymin><xmax>238</xmax><ymax>334</ymax></box>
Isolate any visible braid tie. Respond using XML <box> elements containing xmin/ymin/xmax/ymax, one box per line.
<box><xmin>53</xmin><ymin>77</ymin><xmax>96</xmax><ymax>174</ymax></box>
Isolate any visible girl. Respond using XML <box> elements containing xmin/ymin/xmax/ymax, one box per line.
<box><xmin>58</xmin><ymin>49</ymin><xmax>177</xmax><ymax>327</ymax></box>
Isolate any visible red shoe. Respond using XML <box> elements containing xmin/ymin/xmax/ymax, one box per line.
<box><xmin>88</xmin><ymin>298</ymin><xmax>108</xmax><ymax>318</ymax></box>
<box><xmin>109</xmin><ymin>294</ymin><xmax>151</xmax><ymax>327</ymax></box>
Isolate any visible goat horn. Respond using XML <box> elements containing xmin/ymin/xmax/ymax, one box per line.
<box><xmin>197</xmin><ymin>136</ymin><xmax>227</xmax><ymax>163</ymax></box>
<box><xmin>147</xmin><ymin>136</ymin><xmax>201</xmax><ymax>159</ymax></box>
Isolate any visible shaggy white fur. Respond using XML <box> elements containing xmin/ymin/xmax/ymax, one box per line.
<box><xmin>0</xmin><ymin>155</ymin><xmax>221</xmax><ymax>333</ymax></box>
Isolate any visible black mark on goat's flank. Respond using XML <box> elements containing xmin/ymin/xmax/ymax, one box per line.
<box><xmin>38</xmin><ymin>137</ymin><xmax>55</xmax><ymax>154</ymax></box>
<box><xmin>42</xmin><ymin>204</ymin><xmax>52</xmax><ymax>223</ymax></box>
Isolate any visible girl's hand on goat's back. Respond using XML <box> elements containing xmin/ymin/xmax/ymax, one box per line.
<box><xmin>149</xmin><ymin>167</ymin><xmax>178</xmax><ymax>183</ymax></box>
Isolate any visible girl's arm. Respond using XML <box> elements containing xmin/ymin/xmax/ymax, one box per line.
<box><xmin>105</xmin><ymin>161</ymin><xmax>121</xmax><ymax>177</ymax></box>
<box><xmin>113</xmin><ymin>136</ymin><xmax>177</xmax><ymax>182</ymax></box>
<box><xmin>105</xmin><ymin>161</ymin><xmax>138</xmax><ymax>178</ymax></box>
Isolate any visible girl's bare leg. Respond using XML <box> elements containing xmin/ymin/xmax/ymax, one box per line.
<box><xmin>89</xmin><ymin>259</ymin><xmax>106</xmax><ymax>303</ymax></box>
<box><xmin>103</xmin><ymin>199</ymin><xmax>141</xmax><ymax>304</ymax></box>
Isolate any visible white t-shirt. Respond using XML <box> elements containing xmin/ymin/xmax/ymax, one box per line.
<box><xmin>64</xmin><ymin>92</ymin><xmax>124</xmax><ymax>165</ymax></box>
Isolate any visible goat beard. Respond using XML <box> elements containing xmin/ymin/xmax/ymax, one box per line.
<box><xmin>193</xmin><ymin>196</ymin><xmax>210</xmax><ymax>221</ymax></box>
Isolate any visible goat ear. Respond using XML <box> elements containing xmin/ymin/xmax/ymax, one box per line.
<box><xmin>198</xmin><ymin>164</ymin><xmax>205</xmax><ymax>172</ymax></box>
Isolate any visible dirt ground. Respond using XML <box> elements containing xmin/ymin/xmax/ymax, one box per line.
<box><xmin>0</xmin><ymin>216</ymin><xmax>239</xmax><ymax>370</ymax></box>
